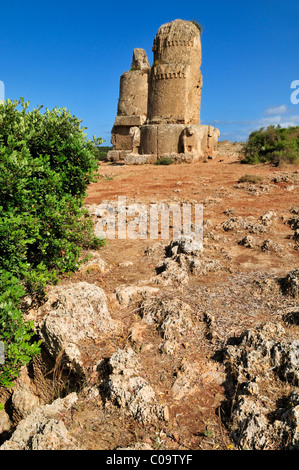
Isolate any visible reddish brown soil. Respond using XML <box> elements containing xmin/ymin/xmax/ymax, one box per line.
<box><xmin>8</xmin><ymin>145</ymin><xmax>298</xmax><ymax>451</ymax></box>
<box><xmin>57</xmin><ymin>146</ymin><xmax>299</xmax><ymax>450</ymax></box>
<box><xmin>85</xmin><ymin>147</ymin><xmax>298</xmax><ymax>279</ymax></box>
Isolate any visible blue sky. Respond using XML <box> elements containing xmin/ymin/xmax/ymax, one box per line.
<box><xmin>1</xmin><ymin>0</ymin><xmax>298</xmax><ymax>143</ymax></box>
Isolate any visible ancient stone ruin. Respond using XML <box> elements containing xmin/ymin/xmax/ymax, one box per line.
<box><xmin>108</xmin><ymin>19</ymin><xmax>220</xmax><ymax>164</ymax></box>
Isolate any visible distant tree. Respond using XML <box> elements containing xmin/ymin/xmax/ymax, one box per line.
<box><xmin>240</xmin><ymin>125</ymin><xmax>299</xmax><ymax>165</ymax></box>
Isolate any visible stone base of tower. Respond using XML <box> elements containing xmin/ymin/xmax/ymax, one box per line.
<box><xmin>108</xmin><ymin>123</ymin><xmax>220</xmax><ymax>164</ymax></box>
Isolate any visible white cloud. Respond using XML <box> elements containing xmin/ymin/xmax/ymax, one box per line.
<box><xmin>280</xmin><ymin>120</ymin><xmax>299</xmax><ymax>127</ymax></box>
<box><xmin>265</xmin><ymin>104</ymin><xmax>288</xmax><ymax>115</ymax></box>
<box><xmin>209</xmin><ymin>103</ymin><xmax>299</xmax><ymax>142</ymax></box>
<box><xmin>260</xmin><ymin>115</ymin><xmax>282</xmax><ymax>126</ymax></box>
<box><xmin>210</xmin><ymin>113</ymin><xmax>299</xmax><ymax>142</ymax></box>
<box><xmin>259</xmin><ymin>114</ymin><xmax>299</xmax><ymax>128</ymax></box>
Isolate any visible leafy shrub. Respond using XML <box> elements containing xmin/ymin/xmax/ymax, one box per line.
<box><xmin>0</xmin><ymin>271</ymin><xmax>41</xmax><ymax>388</ymax></box>
<box><xmin>155</xmin><ymin>157</ymin><xmax>174</xmax><ymax>165</ymax></box>
<box><xmin>241</xmin><ymin>125</ymin><xmax>299</xmax><ymax>165</ymax></box>
<box><xmin>0</xmin><ymin>98</ymin><xmax>105</xmax><ymax>386</ymax></box>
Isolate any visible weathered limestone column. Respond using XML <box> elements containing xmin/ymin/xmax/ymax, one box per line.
<box><xmin>148</xmin><ymin>19</ymin><xmax>202</xmax><ymax>125</ymax></box>
<box><xmin>117</xmin><ymin>48</ymin><xmax>150</xmax><ymax>118</ymax></box>
<box><xmin>108</xmin><ymin>49</ymin><xmax>150</xmax><ymax>161</ymax></box>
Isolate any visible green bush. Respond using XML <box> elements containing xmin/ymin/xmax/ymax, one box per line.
<box><xmin>0</xmin><ymin>98</ymin><xmax>105</xmax><ymax>387</ymax></box>
<box><xmin>241</xmin><ymin>125</ymin><xmax>299</xmax><ymax>165</ymax></box>
<box><xmin>0</xmin><ymin>271</ymin><xmax>41</xmax><ymax>388</ymax></box>
<box><xmin>92</xmin><ymin>145</ymin><xmax>112</xmax><ymax>161</ymax></box>
<box><xmin>155</xmin><ymin>157</ymin><xmax>174</xmax><ymax>165</ymax></box>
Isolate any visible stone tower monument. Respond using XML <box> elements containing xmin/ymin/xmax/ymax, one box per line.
<box><xmin>108</xmin><ymin>19</ymin><xmax>219</xmax><ymax>164</ymax></box>
<box><xmin>148</xmin><ymin>19</ymin><xmax>202</xmax><ymax>125</ymax></box>
<box><xmin>108</xmin><ymin>49</ymin><xmax>150</xmax><ymax>161</ymax></box>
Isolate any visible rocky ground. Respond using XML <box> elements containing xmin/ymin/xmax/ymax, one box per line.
<box><xmin>0</xmin><ymin>141</ymin><xmax>299</xmax><ymax>451</ymax></box>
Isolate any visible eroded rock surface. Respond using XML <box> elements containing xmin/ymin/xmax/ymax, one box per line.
<box><xmin>37</xmin><ymin>282</ymin><xmax>120</xmax><ymax>374</ymax></box>
<box><xmin>224</xmin><ymin>322</ymin><xmax>299</xmax><ymax>449</ymax></box>
<box><xmin>0</xmin><ymin>393</ymin><xmax>78</xmax><ymax>450</ymax></box>
<box><xmin>281</xmin><ymin>269</ymin><xmax>299</xmax><ymax>298</ymax></box>
<box><xmin>101</xmin><ymin>348</ymin><xmax>169</xmax><ymax>423</ymax></box>
<box><xmin>139</xmin><ymin>296</ymin><xmax>193</xmax><ymax>354</ymax></box>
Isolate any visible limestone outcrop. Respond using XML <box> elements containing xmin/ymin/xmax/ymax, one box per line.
<box><xmin>100</xmin><ymin>348</ymin><xmax>169</xmax><ymax>423</ymax></box>
<box><xmin>224</xmin><ymin>323</ymin><xmax>299</xmax><ymax>449</ymax></box>
<box><xmin>0</xmin><ymin>393</ymin><xmax>79</xmax><ymax>450</ymax></box>
<box><xmin>36</xmin><ymin>282</ymin><xmax>120</xmax><ymax>375</ymax></box>
<box><xmin>108</xmin><ymin>20</ymin><xmax>219</xmax><ymax>164</ymax></box>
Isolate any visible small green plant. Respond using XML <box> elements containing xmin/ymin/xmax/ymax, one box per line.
<box><xmin>204</xmin><ymin>428</ymin><xmax>214</xmax><ymax>438</ymax></box>
<box><xmin>152</xmin><ymin>59</ymin><xmax>162</xmax><ymax>68</ymax></box>
<box><xmin>155</xmin><ymin>157</ymin><xmax>174</xmax><ymax>166</ymax></box>
<box><xmin>0</xmin><ymin>270</ymin><xmax>42</xmax><ymax>387</ymax></box>
<box><xmin>191</xmin><ymin>20</ymin><xmax>202</xmax><ymax>34</ymax></box>
<box><xmin>154</xmin><ymin>437</ymin><xmax>162</xmax><ymax>450</ymax></box>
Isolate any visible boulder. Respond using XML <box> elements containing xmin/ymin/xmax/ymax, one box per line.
<box><xmin>37</xmin><ymin>282</ymin><xmax>120</xmax><ymax>373</ymax></box>
<box><xmin>281</xmin><ymin>269</ymin><xmax>299</xmax><ymax>298</ymax></box>
<box><xmin>225</xmin><ymin>323</ymin><xmax>299</xmax><ymax>449</ymax></box>
<box><xmin>101</xmin><ymin>348</ymin><xmax>169</xmax><ymax>424</ymax></box>
<box><xmin>0</xmin><ymin>393</ymin><xmax>78</xmax><ymax>450</ymax></box>
<box><xmin>140</xmin><ymin>297</ymin><xmax>193</xmax><ymax>354</ymax></box>
<box><xmin>114</xmin><ymin>284</ymin><xmax>160</xmax><ymax>307</ymax></box>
